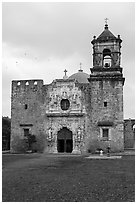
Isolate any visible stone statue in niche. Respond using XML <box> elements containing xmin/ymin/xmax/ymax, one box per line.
<box><xmin>72</xmin><ymin>93</ymin><xmax>77</xmax><ymax>100</ymax></box>
<box><xmin>48</xmin><ymin>128</ymin><xmax>52</xmax><ymax>141</ymax></box>
<box><xmin>62</xmin><ymin>118</ymin><xmax>67</xmax><ymax>125</ymax></box>
<box><xmin>71</xmin><ymin>92</ymin><xmax>81</xmax><ymax>110</ymax></box>
<box><xmin>77</xmin><ymin>128</ymin><xmax>81</xmax><ymax>141</ymax></box>
<box><xmin>49</xmin><ymin>92</ymin><xmax>59</xmax><ymax>110</ymax></box>
<box><xmin>56</xmin><ymin>94</ymin><xmax>59</xmax><ymax>101</ymax></box>
<box><xmin>62</xmin><ymin>91</ymin><xmax>67</xmax><ymax>98</ymax></box>
<box><xmin>54</xmin><ymin>101</ymin><xmax>58</xmax><ymax>108</ymax></box>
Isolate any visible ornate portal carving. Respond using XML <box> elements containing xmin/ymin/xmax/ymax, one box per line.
<box><xmin>46</xmin><ymin>80</ymin><xmax>83</xmax><ymax>114</ymax></box>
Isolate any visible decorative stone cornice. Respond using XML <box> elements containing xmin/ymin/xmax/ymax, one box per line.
<box><xmin>88</xmin><ymin>75</ymin><xmax>125</xmax><ymax>85</ymax></box>
<box><xmin>90</xmin><ymin>66</ymin><xmax>123</xmax><ymax>73</ymax></box>
<box><xmin>20</xmin><ymin>124</ymin><xmax>33</xmax><ymax>127</ymax></box>
<box><xmin>46</xmin><ymin>113</ymin><xmax>84</xmax><ymax>117</ymax></box>
<box><xmin>97</xmin><ymin>121</ymin><xmax>113</xmax><ymax>126</ymax></box>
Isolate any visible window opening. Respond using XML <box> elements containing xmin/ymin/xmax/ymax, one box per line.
<box><xmin>104</xmin><ymin>102</ymin><xmax>107</xmax><ymax>107</ymax></box>
<box><xmin>34</xmin><ymin>81</ymin><xmax>37</xmax><ymax>85</ymax></box>
<box><xmin>25</xmin><ymin>81</ymin><xmax>29</xmax><ymax>86</ymax></box>
<box><xmin>60</xmin><ymin>99</ymin><xmax>70</xmax><ymax>110</ymax></box>
<box><xmin>102</xmin><ymin>129</ymin><xmax>109</xmax><ymax>138</ymax></box>
<box><xmin>25</xmin><ymin>104</ymin><xmax>28</xmax><ymax>109</ymax></box>
<box><xmin>24</xmin><ymin>129</ymin><xmax>29</xmax><ymax>137</ymax></box>
<box><xmin>17</xmin><ymin>82</ymin><xmax>21</xmax><ymax>86</ymax></box>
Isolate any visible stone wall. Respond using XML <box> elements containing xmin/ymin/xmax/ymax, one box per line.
<box><xmin>11</xmin><ymin>79</ymin><xmax>48</xmax><ymax>152</ymax></box>
<box><xmin>86</xmin><ymin>73</ymin><xmax>124</xmax><ymax>152</ymax></box>
<box><xmin>44</xmin><ymin>79</ymin><xmax>87</xmax><ymax>154</ymax></box>
<box><xmin>11</xmin><ymin>75</ymin><xmax>126</xmax><ymax>153</ymax></box>
<box><xmin>124</xmin><ymin>119</ymin><xmax>135</xmax><ymax>149</ymax></box>
<box><xmin>11</xmin><ymin>79</ymin><xmax>88</xmax><ymax>153</ymax></box>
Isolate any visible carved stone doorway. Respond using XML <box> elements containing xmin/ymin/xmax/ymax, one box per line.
<box><xmin>57</xmin><ymin>127</ymin><xmax>73</xmax><ymax>153</ymax></box>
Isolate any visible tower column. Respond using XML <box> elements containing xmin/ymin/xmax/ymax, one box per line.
<box><xmin>88</xmin><ymin>23</ymin><xmax>125</xmax><ymax>152</ymax></box>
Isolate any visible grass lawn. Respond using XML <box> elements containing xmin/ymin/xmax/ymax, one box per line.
<box><xmin>2</xmin><ymin>153</ymin><xmax>135</xmax><ymax>202</ymax></box>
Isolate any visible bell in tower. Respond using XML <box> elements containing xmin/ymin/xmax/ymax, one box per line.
<box><xmin>91</xmin><ymin>22</ymin><xmax>122</xmax><ymax>68</ymax></box>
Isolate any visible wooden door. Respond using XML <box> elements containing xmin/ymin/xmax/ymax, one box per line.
<box><xmin>57</xmin><ymin>127</ymin><xmax>73</xmax><ymax>153</ymax></box>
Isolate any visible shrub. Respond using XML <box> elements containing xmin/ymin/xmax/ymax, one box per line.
<box><xmin>26</xmin><ymin>134</ymin><xmax>36</xmax><ymax>152</ymax></box>
<box><xmin>109</xmin><ymin>140</ymin><xmax>123</xmax><ymax>152</ymax></box>
<box><xmin>11</xmin><ymin>138</ymin><xmax>28</xmax><ymax>153</ymax></box>
<box><xmin>11</xmin><ymin>134</ymin><xmax>47</xmax><ymax>153</ymax></box>
<box><xmin>87</xmin><ymin>138</ymin><xmax>123</xmax><ymax>154</ymax></box>
<box><xmin>87</xmin><ymin>138</ymin><xmax>100</xmax><ymax>153</ymax></box>
<box><xmin>87</xmin><ymin>138</ymin><xmax>111</xmax><ymax>154</ymax></box>
<box><xmin>2</xmin><ymin>116</ymin><xmax>11</xmax><ymax>150</ymax></box>
<box><xmin>31</xmin><ymin>133</ymin><xmax>47</xmax><ymax>153</ymax></box>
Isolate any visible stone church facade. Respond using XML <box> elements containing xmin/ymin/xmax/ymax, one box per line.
<box><xmin>11</xmin><ymin>23</ymin><xmax>125</xmax><ymax>153</ymax></box>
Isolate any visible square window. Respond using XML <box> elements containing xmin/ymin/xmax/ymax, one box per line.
<box><xmin>102</xmin><ymin>129</ymin><xmax>109</xmax><ymax>138</ymax></box>
<box><xmin>104</xmin><ymin>102</ymin><xmax>107</xmax><ymax>107</ymax></box>
<box><xmin>24</xmin><ymin>129</ymin><xmax>29</xmax><ymax>137</ymax></box>
<box><xmin>25</xmin><ymin>104</ymin><xmax>28</xmax><ymax>109</ymax></box>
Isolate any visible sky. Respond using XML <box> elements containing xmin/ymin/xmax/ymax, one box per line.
<box><xmin>2</xmin><ymin>2</ymin><xmax>135</xmax><ymax>119</ymax></box>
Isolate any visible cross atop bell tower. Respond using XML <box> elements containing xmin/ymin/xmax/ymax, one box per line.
<box><xmin>104</xmin><ymin>18</ymin><xmax>109</xmax><ymax>30</ymax></box>
<box><xmin>104</xmin><ymin>17</ymin><xmax>109</xmax><ymax>25</ymax></box>
<box><xmin>89</xmin><ymin>22</ymin><xmax>125</xmax><ymax>85</ymax></box>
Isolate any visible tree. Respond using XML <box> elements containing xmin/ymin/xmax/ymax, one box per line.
<box><xmin>26</xmin><ymin>134</ymin><xmax>36</xmax><ymax>152</ymax></box>
<box><xmin>2</xmin><ymin>117</ymin><xmax>11</xmax><ymax>150</ymax></box>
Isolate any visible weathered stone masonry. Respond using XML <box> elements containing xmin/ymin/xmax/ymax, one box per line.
<box><xmin>11</xmin><ymin>79</ymin><xmax>89</xmax><ymax>153</ymax></box>
<box><xmin>124</xmin><ymin>119</ymin><xmax>135</xmax><ymax>149</ymax></box>
<box><xmin>11</xmin><ymin>23</ymin><xmax>126</xmax><ymax>153</ymax></box>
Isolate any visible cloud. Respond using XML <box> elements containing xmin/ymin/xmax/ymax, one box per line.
<box><xmin>2</xmin><ymin>2</ymin><xmax>135</xmax><ymax>118</ymax></box>
<box><xmin>3</xmin><ymin>2</ymin><xmax>135</xmax><ymax>59</ymax></box>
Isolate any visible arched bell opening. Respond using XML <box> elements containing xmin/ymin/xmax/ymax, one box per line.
<box><xmin>57</xmin><ymin>127</ymin><xmax>73</xmax><ymax>153</ymax></box>
<box><xmin>103</xmin><ymin>49</ymin><xmax>112</xmax><ymax>68</ymax></box>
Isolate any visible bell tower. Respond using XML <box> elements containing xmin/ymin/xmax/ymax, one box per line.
<box><xmin>88</xmin><ymin>22</ymin><xmax>125</xmax><ymax>152</ymax></box>
<box><xmin>91</xmin><ymin>22</ymin><xmax>122</xmax><ymax>68</ymax></box>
